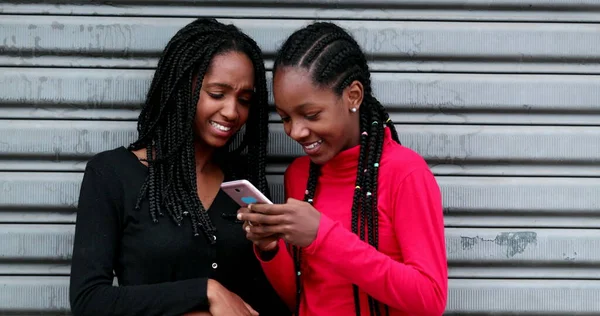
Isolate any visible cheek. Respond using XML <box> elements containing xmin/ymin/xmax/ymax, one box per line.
<box><xmin>319</xmin><ymin>115</ymin><xmax>346</xmax><ymax>137</ymax></box>
<box><xmin>283</xmin><ymin>122</ymin><xmax>292</xmax><ymax>136</ymax></box>
<box><xmin>194</xmin><ymin>95</ymin><xmax>209</xmax><ymax>120</ymax></box>
<box><xmin>238</xmin><ymin>105</ymin><xmax>250</xmax><ymax>124</ymax></box>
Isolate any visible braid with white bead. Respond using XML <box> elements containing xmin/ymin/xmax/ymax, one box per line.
<box><xmin>274</xmin><ymin>22</ymin><xmax>401</xmax><ymax>316</ymax></box>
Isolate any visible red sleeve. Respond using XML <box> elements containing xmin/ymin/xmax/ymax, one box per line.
<box><xmin>303</xmin><ymin>167</ymin><xmax>448</xmax><ymax>315</ymax></box>
<box><xmin>253</xmin><ymin>239</ymin><xmax>295</xmax><ymax>310</ymax></box>
<box><xmin>253</xmin><ymin>160</ymin><xmax>307</xmax><ymax>310</ymax></box>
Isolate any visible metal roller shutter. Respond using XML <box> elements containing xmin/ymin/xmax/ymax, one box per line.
<box><xmin>1</xmin><ymin>1</ymin><xmax>599</xmax><ymax>314</ymax></box>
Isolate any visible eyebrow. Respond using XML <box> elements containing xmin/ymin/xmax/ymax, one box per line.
<box><xmin>275</xmin><ymin>102</ymin><xmax>314</xmax><ymax>112</ymax></box>
<box><xmin>205</xmin><ymin>82</ymin><xmax>254</xmax><ymax>94</ymax></box>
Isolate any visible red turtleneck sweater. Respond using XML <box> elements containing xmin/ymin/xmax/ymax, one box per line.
<box><xmin>256</xmin><ymin>128</ymin><xmax>448</xmax><ymax>315</ymax></box>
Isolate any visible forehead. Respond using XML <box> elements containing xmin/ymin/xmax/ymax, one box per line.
<box><xmin>204</xmin><ymin>51</ymin><xmax>255</xmax><ymax>87</ymax></box>
<box><xmin>273</xmin><ymin>67</ymin><xmax>338</xmax><ymax>110</ymax></box>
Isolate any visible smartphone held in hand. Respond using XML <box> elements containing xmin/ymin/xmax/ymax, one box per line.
<box><xmin>221</xmin><ymin>180</ymin><xmax>273</xmax><ymax>207</ymax></box>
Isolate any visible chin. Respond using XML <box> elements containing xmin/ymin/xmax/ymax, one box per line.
<box><xmin>209</xmin><ymin>139</ymin><xmax>230</xmax><ymax>149</ymax></box>
<box><xmin>307</xmin><ymin>153</ymin><xmax>333</xmax><ymax>165</ymax></box>
<box><xmin>198</xmin><ymin>135</ymin><xmax>231</xmax><ymax>150</ymax></box>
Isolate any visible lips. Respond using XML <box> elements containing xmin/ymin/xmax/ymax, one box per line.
<box><xmin>301</xmin><ymin>140</ymin><xmax>323</xmax><ymax>155</ymax></box>
<box><xmin>209</xmin><ymin>120</ymin><xmax>236</xmax><ymax>138</ymax></box>
<box><xmin>210</xmin><ymin>120</ymin><xmax>232</xmax><ymax>132</ymax></box>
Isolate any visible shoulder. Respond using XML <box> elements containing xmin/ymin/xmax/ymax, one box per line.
<box><xmin>380</xmin><ymin>141</ymin><xmax>432</xmax><ymax>181</ymax></box>
<box><xmin>84</xmin><ymin>147</ymin><xmax>133</xmax><ymax>180</ymax></box>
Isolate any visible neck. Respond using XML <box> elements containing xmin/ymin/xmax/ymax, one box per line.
<box><xmin>345</xmin><ymin>114</ymin><xmax>361</xmax><ymax>149</ymax></box>
<box><xmin>194</xmin><ymin>142</ymin><xmax>216</xmax><ymax>174</ymax></box>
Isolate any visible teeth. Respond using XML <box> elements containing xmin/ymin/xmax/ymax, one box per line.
<box><xmin>210</xmin><ymin>121</ymin><xmax>231</xmax><ymax>132</ymax></box>
<box><xmin>304</xmin><ymin>140</ymin><xmax>322</xmax><ymax>150</ymax></box>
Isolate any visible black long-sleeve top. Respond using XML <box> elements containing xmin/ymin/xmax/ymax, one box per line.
<box><xmin>69</xmin><ymin>147</ymin><xmax>289</xmax><ymax>316</ymax></box>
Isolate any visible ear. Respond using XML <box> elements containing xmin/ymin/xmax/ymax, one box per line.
<box><xmin>344</xmin><ymin>80</ymin><xmax>364</xmax><ymax>112</ymax></box>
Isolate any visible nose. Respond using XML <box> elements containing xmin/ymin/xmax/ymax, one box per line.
<box><xmin>220</xmin><ymin>98</ymin><xmax>239</xmax><ymax>122</ymax></box>
<box><xmin>288</xmin><ymin>120</ymin><xmax>310</xmax><ymax>141</ymax></box>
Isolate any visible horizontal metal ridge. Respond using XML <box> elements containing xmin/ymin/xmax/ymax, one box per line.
<box><xmin>1</xmin><ymin>225</ymin><xmax>599</xmax><ymax>277</ymax></box>
<box><xmin>2</xmin><ymin>173</ymin><xmax>599</xmax><ymax>226</ymax></box>
<box><xmin>2</xmin><ymin>1</ymin><xmax>600</xmax><ymax>22</ymax></box>
<box><xmin>2</xmin><ymin>276</ymin><xmax>600</xmax><ymax>314</ymax></box>
<box><xmin>2</xmin><ymin>68</ymin><xmax>599</xmax><ymax>124</ymax></box>
<box><xmin>2</xmin><ymin>16</ymin><xmax>599</xmax><ymax>62</ymax></box>
<box><xmin>3</xmin><ymin>57</ymin><xmax>600</xmax><ymax>75</ymax></box>
<box><xmin>1</xmin><ymin>121</ymin><xmax>598</xmax><ymax>170</ymax></box>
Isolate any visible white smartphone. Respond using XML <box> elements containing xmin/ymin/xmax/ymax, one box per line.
<box><xmin>221</xmin><ymin>179</ymin><xmax>273</xmax><ymax>207</ymax></box>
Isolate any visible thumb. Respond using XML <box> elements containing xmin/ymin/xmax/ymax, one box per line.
<box><xmin>244</xmin><ymin>302</ymin><xmax>259</xmax><ymax>316</ymax></box>
<box><xmin>258</xmin><ymin>238</ymin><xmax>279</xmax><ymax>252</ymax></box>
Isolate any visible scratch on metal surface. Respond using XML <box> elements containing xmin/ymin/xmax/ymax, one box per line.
<box><xmin>401</xmin><ymin>28</ymin><xmax>423</xmax><ymax>57</ymax></box>
<box><xmin>426</xmin><ymin>79</ymin><xmax>469</xmax><ymax>123</ymax></box>
<box><xmin>563</xmin><ymin>252</ymin><xmax>578</xmax><ymax>261</ymax></box>
<box><xmin>75</xmin><ymin>129</ymin><xmax>90</xmax><ymax>154</ymax></box>
<box><xmin>51</xmin><ymin>21</ymin><xmax>64</xmax><ymax>30</ymax></box>
<box><xmin>52</xmin><ymin>135</ymin><xmax>63</xmax><ymax>161</ymax></box>
<box><xmin>461</xmin><ymin>231</ymin><xmax>538</xmax><ymax>258</ymax></box>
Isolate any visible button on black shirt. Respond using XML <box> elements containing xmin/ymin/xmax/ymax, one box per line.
<box><xmin>69</xmin><ymin>147</ymin><xmax>289</xmax><ymax>316</ymax></box>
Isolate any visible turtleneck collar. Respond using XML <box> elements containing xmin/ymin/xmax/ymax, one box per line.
<box><xmin>320</xmin><ymin>127</ymin><xmax>394</xmax><ymax>179</ymax></box>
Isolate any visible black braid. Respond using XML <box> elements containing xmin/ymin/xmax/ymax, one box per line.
<box><xmin>129</xmin><ymin>18</ymin><xmax>270</xmax><ymax>243</ymax></box>
<box><xmin>274</xmin><ymin>22</ymin><xmax>401</xmax><ymax>316</ymax></box>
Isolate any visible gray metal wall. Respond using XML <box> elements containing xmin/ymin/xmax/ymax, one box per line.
<box><xmin>1</xmin><ymin>1</ymin><xmax>599</xmax><ymax>314</ymax></box>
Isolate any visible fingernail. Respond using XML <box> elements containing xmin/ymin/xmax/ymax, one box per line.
<box><xmin>248</xmin><ymin>204</ymin><xmax>253</xmax><ymax>210</ymax></box>
<box><xmin>245</xmin><ymin>226</ymin><xmax>250</xmax><ymax>232</ymax></box>
<box><xmin>237</xmin><ymin>213</ymin><xmax>242</xmax><ymax>220</ymax></box>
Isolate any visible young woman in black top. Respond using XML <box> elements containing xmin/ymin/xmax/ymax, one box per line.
<box><xmin>69</xmin><ymin>18</ymin><xmax>289</xmax><ymax>316</ymax></box>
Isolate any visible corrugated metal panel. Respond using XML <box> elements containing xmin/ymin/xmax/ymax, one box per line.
<box><xmin>0</xmin><ymin>277</ymin><xmax>70</xmax><ymax>315</ymax></box>
<box><xmin>2</xmin><ymin>68</ymin><xmax>600</xmax><ymax>125</ymax></box>
<box><xmin>1</xmin><ymin>0</ymin><xmax>598</xmax><ymax>314</ymax></box>
<box><xmin>2</xmin><ymin>223</ymin><xmax>600</xmax><ymax>279</ymax></box>
<box><xmin>2</xmin><ymin>121</ymin><xmax>599</xmax><ymax>176</ymax></box>
<box><xmin>446</xmin><ymin>279</ymin><xmax>600</xmax><ymax>315</ymax></box>
<box><xmin>2</xmin><ymin>277</ymin><xmax>600</xmax><ymax>315</ymax></box>
<box><xmin>2</xmin><ymin>172</ymin><xmax>600</xmax><ymax>228</ymax></box>
<box><xmin>2</xmin><ymin>0</ymin><xmax>600</xmax><ymax>22</ymax></box>
<box><xmin>2</xmin><ymin>15</ymin><xmax>600</xmax><ymax>73</ymax></box>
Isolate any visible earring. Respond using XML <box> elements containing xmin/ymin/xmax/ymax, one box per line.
<box><xmin>350</xmin><ymin>108</ymin><xmax>357</xmax><ymax>113</ymax></box>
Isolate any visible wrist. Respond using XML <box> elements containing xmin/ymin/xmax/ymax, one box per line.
<box><xmin>256</xmin><ymin>242</ymin><xmax>279</xmax><ymax>261</ymax></box>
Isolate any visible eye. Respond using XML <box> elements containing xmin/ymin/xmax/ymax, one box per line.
<box><xmin>207</xmin><ymin>92</ymin><xmax>224</xmax><ymax>99</ymax></box>
<box><xmin>305</xmin><ymin>112</ymin><xmax>320</xmax><ymax>120</ymax></box>
<box><xmin>238</xmin><ymin>97</ymin><xmax>252</xmax><ymax>106</ymax></box>
<box><xmin>280</xmin><ymin>116</ymin><xmax>291</xmax><ymax>123</ymax></box>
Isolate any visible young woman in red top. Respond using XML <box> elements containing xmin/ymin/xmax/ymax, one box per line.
<box><xmin>238</xmin><ymin>22</ymin><xmax>448</xmax><ymax>315</ymax></box>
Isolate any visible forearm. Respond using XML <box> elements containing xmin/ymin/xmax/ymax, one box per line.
<box><xmin>304</xmin><ymin>215</ymin><xmax>446</xmax><ymax>315</ymax></box>
<box><xmin>70</xmin><ymin>277</ymin><xmax>209</xmax><ymax>316</ymax></box>
<box><xmin>254</xmin><ymin>239</ymin><xmax>297</xmax><ymax>310</ymax></box>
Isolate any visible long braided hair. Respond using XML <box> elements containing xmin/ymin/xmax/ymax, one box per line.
<box><xmin>128</xmin><ymin>18</ymin><xmax>269</xmax><ymax>243</ymax></box>
<box><xmin>273</xmin><ymin>22</ymin><xmax>401</xmax><ymax>316</ymax></box>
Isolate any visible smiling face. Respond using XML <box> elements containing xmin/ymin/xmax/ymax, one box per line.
<box><xmin>193</xmin><ymin>51</ymin><xmax>255</xmax><ymax>150</ymax></box>
<box><xmin>273</xmin><ymin>67</ymin><xmax>363</xmax><ymax>165</ymax></box>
